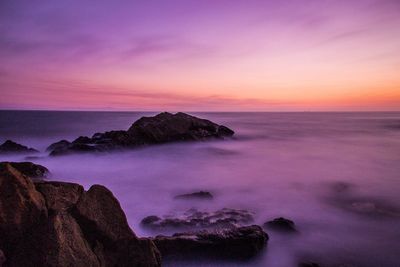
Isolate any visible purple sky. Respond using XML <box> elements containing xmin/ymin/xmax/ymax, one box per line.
<box><xmin>1</xmin><ymin>0</ymin><xmax>400</xmax><ymax>111</ymax></box>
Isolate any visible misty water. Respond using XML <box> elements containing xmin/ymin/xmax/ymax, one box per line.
<box><xmin>1</xmin><ymin>111</ymin><xmax>400</xmax><ymax>267</ymax></box>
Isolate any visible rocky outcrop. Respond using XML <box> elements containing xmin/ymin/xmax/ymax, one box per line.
<box><xmin>264</xmin><ymin>217</ymin><xmax>297</xmax><ymax>233</ymax></box>
<box><xmin>0</xmin><ymin>140</ymin><xmax>38</xmax><ymax>154</ymax></box>
<box><xmin>141</xmin><ymin>208</ymin><xmax>254</xmax><ymax>231</ymax></box>
<box><xmin>0</xmin><ymin>162</ymin><xmax>161</xmax><ymax>267</ymax></box>
<box><xmin>174</xmin><ymin>191</ymin><xmax>213</xmax><ymax>200</ymax></box>
<box><xmin>47</xmin><ymin>112</ymin><xmax>234</xmax><ymax>155</ymax></box>
<box><xmin>2</xmin><ymin>162</ymin><xmax>48</xmax><ymax>179</ymax></box>
<box><xmin>153</xmin><ymin>225</ymin><xmax>268</xmax><ymax>259</ymax></box>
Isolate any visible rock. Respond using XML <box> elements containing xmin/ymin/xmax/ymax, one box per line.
<box><xmin>264</xmin><ymin>217</ymin><xmax>297</xmax><ymax>232</ymax></box>
<box><xmin>0</xmin><ymin>249</ymin><xmax>6</xmax><ymax>267</ymax></box>
<box><xmin>72</xmin><ymin>184</ymin><xmax>135</xmax><ymax>242</ymax></box>
<box><xmin>0</xmin><ymin>162</ymin><xmax>161</xmax><ymax>267</ymax></box>
<box><xmin>11</xmin><ymin>211</ymin><xmax>100</xmax><ymax>267</ymax></box>
<box><xmin>72</xmin><ymin>184</ymin><xmax>161</xmax><ymax>266</ymax></box>
<box><xmin>0</xmin><ymin>163</ymin><xmax>48</xmax><ymax>255</ymax></box>
<box><xmin>1</xmin><ymin>161</ymin><xmax>49</xmax><ymax>179</ymax></box>
<box><xmin>35</xmin><ymin>181</ymin><xmax>84</xmax><ymax>211</ymax></box>
<box><xmin>46</xmin><ymin>140</ymin><xmax>70</xmax><ymax>152</ymax></box>
<box><xmin>327</xmin><ymin>182</ymin><xmax>400</xmax><ymax>218</ymax></box>
<box><xmin>127</xmin><ymin>112</ymin><xmax>234</xmax><ymax>143</ymax></box>
<box><xmin>48</xmin><ymin>112</ymin><xmax>234</xmax><ymax>155</ymax></box>
<box><xmin>141</xmin><ymin>208</ymin><xmax>254</xmax><ymax>230</ymax></box>
<box><xmin>153</xmin><ymin>225</ymin><xmax>268</xmax><ymax>259</ymax></box>
<box><xmin>0</xmin><ymin>140</ymin><xmax>38</xmax><ymax>154</ymax></box>
<box><xmin>174</xmin><ymin>191</ymin><xmax>213</xmax><ymax>200</ymax></box>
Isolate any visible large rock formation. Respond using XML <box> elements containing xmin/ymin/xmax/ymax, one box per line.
<box><xmin>0</xmin><ymin>140</ymin><xmax>38</xmax><ymax>154</ymax></box>
<box><xmin>0</xmin><ymin>162</ymin><xmax>161</xmax><ymax>267</ymax></box>
<box><xmin>153</xmin><ymin>225</ymin><xmax>268</xmax><ymax>259</ymax></box>
<box><xmin>47</xmin><ymin>112</ymin><xmax>234</xmax><ymax>155</ymax></box>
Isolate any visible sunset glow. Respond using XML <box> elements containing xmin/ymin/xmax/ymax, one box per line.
<box><xmin>1</xmin><ymin>0</ymin><xmax>400</xmax><ymax>111</ymax></box>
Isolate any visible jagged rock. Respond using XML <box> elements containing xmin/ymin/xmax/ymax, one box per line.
<box><xmin>141</xmin><ymin>208</ymin><xmax>254</xmax><ymax>230</ymax></box>
<box><xmin>11</xmin><ymin>211</ymin><xmax>100</xmax><ymax>267</ymax></box>
<box><xmin>73</xmin><ymin>184</ymin><xmax>135</xmax><ymax>241</ymax></box>
<box><xmin>0</xmin><ymin>249</ymin><xmax>6</xmax><ymax>267</ymax></box>
<box><xmin>0</xmin><ymin>140</ymin><xmax>38</xmax><ymax>154</ymax></box>
<box><xmin>48</xmin><ymin>112</ymin><xmax>234</xmax><ymax>155</ymax></box>
<box><xmin>264</xmin><ymin>217</ymin><xmax>297</xmax><ymax>232</ymax></box>
<box><xmin>153</xmin><ymin>225</ymin><xmax>268</xmax><ymax>259</ymax></box>
<box><xmin>1</xmin><ymin>161</ymin><xmax>49</xmax><ymax>179</ymax></box>
<box><xmin>0</xmin><ymin>162</ymin><xmax>161</xmax><ymax>267</ymax></box>
<box><xmin>35</xmin><ymin>181</ymin><xmax>84</xmax><ymax>211</ymax></box>
<box><xmin>174</xmin><ymin>191</ymin><xmax>213</xmax><ymax>200</ymax></box>
<box><xmin>0</xmin><ymin>163</ymin><xmax>48</xmax><ymax>251</ymax></box>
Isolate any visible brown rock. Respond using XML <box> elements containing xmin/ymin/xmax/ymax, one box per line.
<box><xmin>73</xmin><ymin>184</ymin><xmax>135</xmax><ymax>241</ymax></box>
<box><xmin>0</xmin><ymin>163</ymin><xmax>47</xmax><ymax>254</ymax></box>
<box><xmin>3</xmin><ymin>161</ymin><xmax>49</xmax><ymax>179</ymax></box>
<box><xmin>35</xmin><ymin>181</ymin><xmax>84</xmax><ymax>211</ymax></box>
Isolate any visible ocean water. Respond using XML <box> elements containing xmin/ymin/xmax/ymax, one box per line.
<box><xmin>1</xmin><ymin>111</ymin><xmax>400</xmax><ymax>267</ymax></box>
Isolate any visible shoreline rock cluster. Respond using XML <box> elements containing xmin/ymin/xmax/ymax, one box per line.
<box><xmin>0</xmin><ymin>112</ymin><xmax>234</xmax><ymax>157</ymax></box>
<box><xmin>0</xmin><ymin>162</ymin><xmax>269</xmax><ymax>266</ymax></box>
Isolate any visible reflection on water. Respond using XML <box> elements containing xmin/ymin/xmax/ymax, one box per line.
<box><xmin>1</xmin><ymin>111</ymin><xmax>400</xmax><ymax>267</ymax></box>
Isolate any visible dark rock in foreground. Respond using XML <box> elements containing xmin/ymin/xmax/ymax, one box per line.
<box><xmin>264</xmin><ymin>217</ymin><xmax>297</xmax><ymax>233</ymax></box>
<box><xmin>153</xmin><ymin>225</ymin><xmax>268</xmax><ymax>259</ymax></box>
<box><xmin>0</xmin><ymin>162</ymin><xmax>161</xmax><ymax>267</ymax></box>
<box><xmin>1</xmin><ymin>161</ymin><xmax>49</xmax><ymax>179</ymax></box>
<box><xmin>141</xmin><ymin>208</ymin><xmax>254</xmax><ymax>230</ymax></box>
<box><xmin>47</xmin><ymin>112</ymin><xmax>234</xmax><ymax>155</ymax></box>
<box><xmin>0</xmin><ymin>140</ymin><xmax>38</xmax><ymax>154</ymax></box>
<box><xmin>174</xmin><ymin>191</ymin><xmax>213</xmax><ymax>200</ymax></box>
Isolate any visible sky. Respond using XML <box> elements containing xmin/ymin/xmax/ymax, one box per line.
<box><xmin>1</xmin><ymin>0</ymin><xmax>400</xmax><ymax>111</ymax></box>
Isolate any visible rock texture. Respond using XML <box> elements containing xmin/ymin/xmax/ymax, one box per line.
<box><xmin>174</xmin><ymin>191</ymin><xmax>213</xmax><ymax>200</ymax></box>
<box><xmin>141</xmin><ymin>208</ymin><xmax>254</xmax><ymax>231</ymax></box>
<box><xmin>264</xmin><ymin>217</ymin><xmax>297</xmax><ymax>233</ymax></box>
<box><xmin>0</xmin><ymin>162</ymin><xmax>161</xmax><ymax>267</ymax></box>
<box><xmin>0</xmin><ymin>140</ymin><xmax>38</xmax><ymax>154</ymax></box>
<box><xmin>2</xmin><ymin>162</ymin><xmax>48</xmax><ymax>179</ymax></box>
<box><xmin>47</xmin><ymin>112</ymin><xmax>234</xmax><ymax>155</ymax></box>
<box><xmin>153</xmin><ymin>225</ymin><xmax>268</xmax><ymax>259</ymax></box>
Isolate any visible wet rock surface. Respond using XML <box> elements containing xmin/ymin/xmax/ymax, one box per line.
<box><xmin>174</xmin><ymin>191</ymin><xmax>213</xmax><ymax>200</ymax></box>
<box><xmin>47</xmin><ymin>112</ymin><xmax>234</xmax><ymax>155</ymax></box>
<box><xmin>0</xmin><ymin>162</ymin><xmax>161</xmax><ymax>267</ymax></box>
<box><xmin>0</xmin><ymin>140</ymin><xmax>38</xmax><ymax>154</ymax></box>
<box><xmin>153</xmin><ymin>225</ymin><xmax>268</xmax><ymax>259</ymax></box>
<box><xmin>2</xmin><ymin>161</ymin><xmax>49</xmax><ymax>179</ymax></box>
<box><xmin>264</xmin><ymin>217</ymin><xmax>297</xmax><ymax>232</ymax></box>
<box><xmin>141</xmin><ymin>208</ymin><xmax>254</xmax><ymax>230</ymax></box>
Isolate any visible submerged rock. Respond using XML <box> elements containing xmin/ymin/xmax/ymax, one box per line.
<box><xmin>0</xmin><ymin>249</ymin><xmax>5</xmax><ymax>267</ymax></box>
<box><xmin>47</xmin><ymin>112</ymin><xmax>234</xmax><ymax>155</ymax></box>
<box><xmin>141</xmin><ymin>208</ymin><xmax>254</xmax><ymax>230</ymax></box>
<box><xmin>0</xmin><ymin>162</ymin><xmax>161</xmax><ymax>267</ymax></box>
<box><xmin>264</xmin><ymin>217</ymin><xmax>297</xmax><ymax>233</ymax></box>
<box><xmin>174</xmin><ymin>191</ymin><xmax>213</xmax><ymax>200</ymax></box>
<box><xmin>1</xmin><ymin>161</ymin><xmax>49</xmax><ymax>179</ymax></box>
<box><xmin>327</xmin><ymin>181</ymin><xmax>400</xmax><ymax>218</ymax></box>
<box><xmin>153</xmin><ymin>225</ymin><xmax>268</xmax><ymax>259</ymax></box>
<box><xmin>0</xmin><ymin>140</ymin><xmax>38</xmax><ymax>154</ymax></box>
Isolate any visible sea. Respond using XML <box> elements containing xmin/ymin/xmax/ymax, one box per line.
<box><xmin>1</xmin><ymin>110</ymin><xmax>399</xmax><ymax>267</ymax></box>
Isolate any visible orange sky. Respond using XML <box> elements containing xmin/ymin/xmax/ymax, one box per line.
<box><xmin>1</xmin><ymin>0</ymin><xmax>400</xmax><ymax>111</ymax></box>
